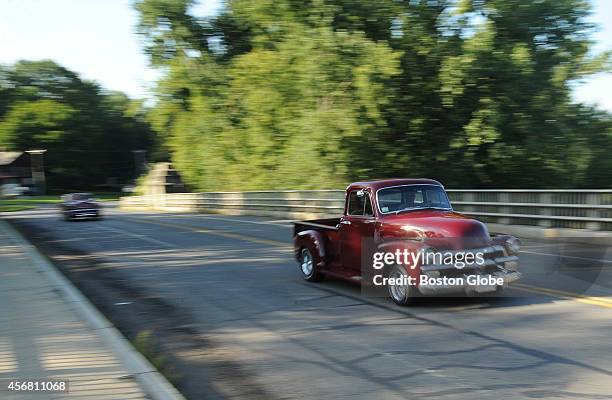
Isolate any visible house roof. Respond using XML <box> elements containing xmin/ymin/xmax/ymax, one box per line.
<box><xmin>0</xmin><ymin>152</ymin><xmax>24</xmax><ymax>166</ymax></box>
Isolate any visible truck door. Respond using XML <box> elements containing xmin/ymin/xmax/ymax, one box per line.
<box><xmin>340</xmin><ymin>189</ymin><xmax>376</xmax><ymax>274</ymax></box>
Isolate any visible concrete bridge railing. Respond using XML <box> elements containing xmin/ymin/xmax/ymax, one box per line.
<box><xmin>120</xmin><ymin>190</ymin><xmax>345</xmax><ymax>221</ymax></box>
<box><xmin>119</xmin><ymin>189</ymin><xmax>612</xmax><ymax>232</ymax></box>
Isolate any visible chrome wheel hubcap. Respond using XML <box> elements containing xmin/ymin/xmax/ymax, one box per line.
<box><xmin>301</xmin><ymin>249</ymin><xmax>313</xmax><ymax>277</ymax></box>
<box><xmin>389</xmin><ymin>269</ymin><xmax>407</xmax><ymax>302</ymax></box>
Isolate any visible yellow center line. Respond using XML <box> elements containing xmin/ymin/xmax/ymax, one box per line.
<box><xmin>123</xmin><ymin>216</ymin><xmax>612</xmax><ymax>310</ymax></box>
<box><xmin>513</xmin><ymin>283</ymin><xmax>612</xmax><ymax>309</ymax></box>
<box><xmin>124</xmin><ymin>217</ymin><xmax>290</xmax><ymax>248</ymax></box>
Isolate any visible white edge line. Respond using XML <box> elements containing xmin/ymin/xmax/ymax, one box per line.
<box><xmin>0</xmin><ymin>220</ymin><xmax>186</xmax><ymax>400</ymax></box>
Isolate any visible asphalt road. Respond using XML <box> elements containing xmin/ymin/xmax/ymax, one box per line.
<box><xmin>4</xmin><ymin>205</ymin><xmax>612</xmax><ymax>400</ymax></box>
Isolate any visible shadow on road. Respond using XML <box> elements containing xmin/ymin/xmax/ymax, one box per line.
<box><xmin>7</xmin><ymin>212</ymin><xmax>612</xmax><ymax>400</ymax></box>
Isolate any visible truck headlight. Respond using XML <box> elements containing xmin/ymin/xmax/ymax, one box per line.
<box><xmin>504</xmin><ymin>237</ymin><xmax>521</xmax><ymax>255</ymax></box>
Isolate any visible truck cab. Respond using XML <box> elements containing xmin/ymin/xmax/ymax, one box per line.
<box><xmin>294</xmin><ymin>179</ymin><xmax>521</xmax><ymax>305</ymax></box>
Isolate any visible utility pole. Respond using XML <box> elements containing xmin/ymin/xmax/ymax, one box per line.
<box><xmin>26</xmin><ymin>149</ymin><xmax>47</xmax><ymax>195</ymax></box>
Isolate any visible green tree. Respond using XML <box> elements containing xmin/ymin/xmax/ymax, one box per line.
<box><xmin>136</xmin><ymin>0</ymin><xmax>612</xmax><ymax>190</ymax></box>
<box><xmin>0</xmin><ymin>100</ymin><xmax>75</xmax><ymax>147</ymax></box>
<box><xmin>0</xmin><ymin>60</ymin><xmax>156</xmax><ymax>189</ymax></box>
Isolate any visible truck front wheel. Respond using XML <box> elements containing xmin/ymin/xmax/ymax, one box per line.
<box><xmin>387</xmin><ymin>264</ymin><xmax>415</xmax><ymax>306</ymax></box>
<box><xmin>300</xmin><ymin>247</ymin><xmax>323</xmax><ymax>282</ymax></box>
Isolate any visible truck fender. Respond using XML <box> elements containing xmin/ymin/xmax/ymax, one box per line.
<box><xmin>295</xmin><ymin>230</ymin><xmax>327</xmax><ymax>268</ymax></box>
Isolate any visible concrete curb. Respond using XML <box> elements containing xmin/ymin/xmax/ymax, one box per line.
<box><xmin>1</xmin><ymin>220</ymin><xmax>186</xmax><ymax>400</ymax></box>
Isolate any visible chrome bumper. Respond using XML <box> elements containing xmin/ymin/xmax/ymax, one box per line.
<box><xmin>67</xmin><ymin>209</ymin><xmax>99</xmax><ymax>217</ymax></box>
<box><xmin>418</xmin><ymin>247</ymin><xmax>520</xmax><ymax>295</ymax></box>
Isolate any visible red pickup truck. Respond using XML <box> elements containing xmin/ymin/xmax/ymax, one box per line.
<box><xmin>293</xmin><ymin>179</ymin><xmax>521</xmax><ymax>305</ymax></box>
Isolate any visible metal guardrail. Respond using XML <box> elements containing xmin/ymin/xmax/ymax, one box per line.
<box><xmin>120</xmin><ymin>189</ymin><xmax>612</xmax><ymax>231</ymax></box>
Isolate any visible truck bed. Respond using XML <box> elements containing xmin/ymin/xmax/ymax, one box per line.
<box><xmin>293</xmin><ymin>218</ymin><xmax>341</xmax><ymax>264</ymax></box>
<box><xmin>293</xmin><ymin>218</ymin><xmax>340</xmax><ymax>237</ymax></box>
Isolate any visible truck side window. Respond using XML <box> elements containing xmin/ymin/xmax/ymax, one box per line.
<box><xmin>347</xmin><ymin>191</ymin><xmax>374</xmax><ymax>217</ymax></box>
<box><xmin>347</xmin><ymin>191</ymin><xmax>364</xmax><ymax>216</ymax></box>
<box><xmin>364</xmin><ymin>195</ymin><xmax>373</xmax><ymax>216</ymax></box>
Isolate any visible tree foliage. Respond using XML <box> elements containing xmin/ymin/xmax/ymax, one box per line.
<box><xmin>136</xmin><ymin>0</ymin><xmax>612</xmax><ymax>189</ymax></box>
<box><xmin>0</xmin><ymin>60</ymin><xmax>155</xmax><ymax>189</ymax></box>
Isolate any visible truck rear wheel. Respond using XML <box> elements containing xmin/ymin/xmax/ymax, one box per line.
<box><xmin>300</xmin><ymin>247</ymin><xmax>323</xmax><ymax>282</ymax></box>
<box><xmin>387</xmin><ymin>264</ymin><xmax>415</xmax><ymax>306</ymax></box>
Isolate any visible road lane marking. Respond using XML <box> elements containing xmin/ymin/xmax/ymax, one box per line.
<box><xmin>520</xmin><ymin>250</ymin><xmax>612</xmax><ymax>264</ymax></box>
<box><xmin>266</xmin><ymin>219</ymin><xmax>297</xmax><ymax>224</ymax></box>
<box><xmin>514</xmin><ymin>283</ymin><xmax>612</xmax><ymax>303</ymax></box>
<box><xmin>512</xmin><ymin>283</ymin><xmax>612</xmax><ymax>309</ymax></box>
<box><xmin>120</xmin><ymin>212</ymin><xmax>612</xmax><ymax>262</ymax></box>
<box><xmin>137</xmin><ymin>213</ymin><xmax>295</xmax><ymax>228</ymax></box>
<box><xmin>119</xmin><ymin>214</ymin><xmax>612</xmax><ymax>309</ymax></box>
<box><xmin>190</xmin><ymin>215</ymin><xmax>294</xmax><ymax>227</ymax></box>
<box><xmin>123</xmin><ymin>217</ymin><xmax>291</xmax><ymax>248</ymax></box>
<box><xmin>98</xmin><ymin>225</ymin><xmax>175</xmax><ymax>248</ymax></box>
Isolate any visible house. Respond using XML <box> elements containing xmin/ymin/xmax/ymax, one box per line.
<box><xmin>0</xmin><ymin>151</ymin><xmax>31</xmax><ymax>187</ymax></box>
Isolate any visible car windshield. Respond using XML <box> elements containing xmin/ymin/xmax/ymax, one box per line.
<box><xmin>72</xmin><ymin>193</ymin><xmax>92</xmax><ymax>201</ymax></box>
<box><xmin>377</xmin><ymin>185</ymin><xmax>452</xmax><ymax>214</ymax></box>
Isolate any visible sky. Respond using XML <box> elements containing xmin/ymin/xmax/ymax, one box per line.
<box><xmin>0</xmin><ymin>0</ymin><xmax>223</xmax><ymax>99</ymax></box>
<box><xmin>0</xmin><ymin>0</ymin><xmax>611</xmax><ymax>111</ymax></box>
<box><xmin>572</xmin><ymin>0</ymin><xmax>612</xmax><ymax>112</ymax></box>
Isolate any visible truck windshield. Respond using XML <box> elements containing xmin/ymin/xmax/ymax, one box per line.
<box><xmin>377</xmin><ymin>185</ymin><xmax>452</xmax><ymax>214</ymax></box>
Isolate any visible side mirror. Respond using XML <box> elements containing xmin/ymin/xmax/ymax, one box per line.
<box><xmin>356</xmin><ymin>189</ymin><xmax>365</xmax><ymax>198</ymax></box>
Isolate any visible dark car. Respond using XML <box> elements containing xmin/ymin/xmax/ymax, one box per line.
<box><xmin>60</xmin><ymin>193</ymin><xmax>102</xmax><ymax>220</ymax></box>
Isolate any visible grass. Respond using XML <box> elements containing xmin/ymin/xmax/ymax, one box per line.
<box><xmin>0</xmin><ymin>196</ymin><xmax>59</xmax><ymax>212</ymax></box>
<box><xmin>0</xmin><ymin>204</ymin><xmax>35</xmax><ymax>212</ymax></box>
<box><xmin>131</xmin><ymin>330</ymin><xmax>181</xmax><ymax>384</ymax></box>
<box><xmin>1</xmin><ymin>196</ymin><xmax>62</xmax><ymax>204</ymax></box>
<box><xmin>0</xmin><ymin>192</ymin><xmax>122</xmax><ymax>212</ymax></box>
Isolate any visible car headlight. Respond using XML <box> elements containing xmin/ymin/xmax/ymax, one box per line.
<box><xmin>504</xmin><ymin>237</ymin><xmax>521</xmax><ymax>255</ymax></box>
